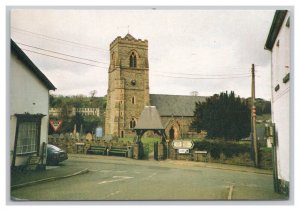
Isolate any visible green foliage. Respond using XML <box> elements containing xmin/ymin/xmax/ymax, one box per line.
<box><xmin>49</xmin><ymin>94</ymin><xmax>106</xmax><ymax>134</ymax></box>
<box><xmin>49</xmin><ymin>113</ymin><xmax>102</xmax><ymax>134</ymax></box>
<box><xmin>192</xmin><ymin>91</ymin><xmax>251</xmax><ymax>140</ymax></box>
<box><xmin>49</xmin><ymin>94</ymin><xmax>106</xmax><ymax>108</ymax></box>
<box><xmin>246</xmin><ymin>98</ymin><xmax>271</xmax><ymax>115</ymax></box>
<box><xmin>194</xmin><ymin>140</ymin><xmax>251</xmax><ymax>159</ymax></box>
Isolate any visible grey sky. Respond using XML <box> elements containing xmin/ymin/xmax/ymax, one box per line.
<box><xmin>11</xmin><ymin>9</ymin><xmax>275</xmax><ymax>100</ymax></box>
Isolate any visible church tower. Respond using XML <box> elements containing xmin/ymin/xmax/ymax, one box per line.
<box><xmin>105</xmin><ymin>34</ymin><xmax>150</xmax><ymax>137</ymax></box>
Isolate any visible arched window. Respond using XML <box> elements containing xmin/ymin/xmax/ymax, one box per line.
<box><xmin>130</xmin><ymin>52</ymin><xmax>137</xmax><ymax>68</ymax></box>
<box><xmin>130</xmin><ymin>118</ymin><xmax>136</xmax><ymax>129</ymax></box>
<box><xmin>131</xmin><ymin>96</ymin><xmax>135</xmax><ymax>104</ymax></box>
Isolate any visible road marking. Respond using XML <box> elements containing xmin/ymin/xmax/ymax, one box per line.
<box><xmin>148</xmin><ymin>172</ymin><xmax>157</xmax><ymax>178</ymax></box>
<box><xmin>104</xmin><ymin>190</ymin><xmax>121</xmax><ymax>199</ymax></box>
<box><xmin>227</xmin><ymin>185</ymin><xmax>234</xmax><ymax>200</ymax></box>
<box><xmin>98</xmin><ymin>176</ymin><xmax>134</xmax><ymax>185</ymax></box>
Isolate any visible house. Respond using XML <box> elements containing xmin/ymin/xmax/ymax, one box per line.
<box><xmin>10</xmin><ymin>39</ymin><xmax>56</xmax><ymax>169</ymax></box>
<box><xmin>264</xmin><ymin>10</ymin><xmax>290</xmax><ymax>194</ymax></box>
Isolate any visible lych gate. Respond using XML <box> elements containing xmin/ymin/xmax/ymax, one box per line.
<box><xmin>134</xmin><ymin>106</ymin><xmax>168</xmax><ymax>160</ymax></box>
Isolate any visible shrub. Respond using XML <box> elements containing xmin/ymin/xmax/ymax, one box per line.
<box><xmin>193</xmin><ymin>139</ymin><xmax>251</xmax><ymax>159</ymax></box>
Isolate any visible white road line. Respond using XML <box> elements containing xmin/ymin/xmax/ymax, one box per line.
<box><xmin>104</xmin><ymin>190</ymin><xmax>121</xmax><ymax>199</ymax></box>
<box><xmin>98</xmin><ymin>176</ymin><xmax>134</xmax><ymax>185</ymax></box>
<box><xmin>227</xmin><ymin>185</ymin><xmax>234</xmax><ymax>200</ymax></box>
<box><xmin>148</xmin><ymin>173</ymin><xmax>157</xmax><ymax>178</ymax></box>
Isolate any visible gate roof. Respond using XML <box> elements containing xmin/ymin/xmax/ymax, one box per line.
<box><xmin>135</xmin><ymin>106</ymin><xmax>164</xmax><ymax>130</ymax></box>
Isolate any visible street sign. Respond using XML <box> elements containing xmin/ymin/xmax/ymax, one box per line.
<box><xmin>172</xmin><ymin>140</ymin><xmax>194</xmax><ymax>149</ymax></box>
<box><xmin>50</xmin><ymin>120</ymin><xmax>63</xmax><ymax>132</ymax></box>
<box><xmin>178</xmin><ymin>149</ymin><xmax>189</xmax><ymax>154</ymax></box>
<box><xmin>182</xmin><ymin>140</ymin><xmax>194</xmax><ymax>149</ymax></box>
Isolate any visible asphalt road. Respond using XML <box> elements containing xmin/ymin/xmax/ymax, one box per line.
<box><xmin>11</xmin><ymin>155</ymin><xmax>286</xmax><ymax>201</ymax></box>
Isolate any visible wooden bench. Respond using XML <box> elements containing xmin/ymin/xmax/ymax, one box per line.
<box><xmin>87</xmin><ymin>146</ymin><xmax>107</xmax><ymax>155</ymax></box>
<box><xmin>194</xmin><ymin>150</ymin><xmax>208</xmax><ymax>162</ymax></box>
<box><xmin>108</xmin><ymin>146</ymin><xmax>128</xmax><ymax>157</ymax></box>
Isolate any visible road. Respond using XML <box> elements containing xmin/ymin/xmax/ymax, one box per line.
<box><xmin>11</xmin><ymin>155</ymin><xmax>286</xmax><ymax>201</ymax></box>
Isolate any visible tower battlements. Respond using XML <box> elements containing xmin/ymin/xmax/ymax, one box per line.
<box><xmin>110</xmin><ymin>34</ymin><xmax>148</xmax><ymax>48</ymax></box>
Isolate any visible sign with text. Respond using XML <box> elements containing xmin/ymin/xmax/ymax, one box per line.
<box><xmin>50</xmin><ymin>120</ymin><xmax>63</xmax><ymax>132</ymax></box>
<box><xmin>171</xmin><ymin>140</ymin><xmax>194</xmax><ymax>149</ymax></box>
<box><xmin>178</xmin><ymin>149</ymin><xmax>189</xmax><ymax>154</ymax></box>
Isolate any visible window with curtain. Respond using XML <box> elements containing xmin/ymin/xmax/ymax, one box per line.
<box><xmin>16</xmin><ymin>121</ymin><xmax>38</xmax><ymax>155</ymax></box>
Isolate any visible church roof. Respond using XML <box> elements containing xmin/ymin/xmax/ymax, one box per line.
<box><xmin>150</xmin><ymin>94</ymin><xmax>207</xmax><ymax>117</ymax></box>
<box><xmin>135</xmin><ymin>106</ymin><xmax>164</xmax><ymax>129</ymax></box>
<box><xmin>124</xmin><ymin>33</ymin><xmax>136</xmax><ymax>40</ymax></box>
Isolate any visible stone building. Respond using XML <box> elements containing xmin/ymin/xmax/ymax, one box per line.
<box><xmin>105</xmin><ymin>34</ymin><xmax>206</xmax><ymax>139</ymax></box>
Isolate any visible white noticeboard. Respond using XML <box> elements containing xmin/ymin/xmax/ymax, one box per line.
<box><xmin>172</xmin><ymin>140</ymin><xmax>194</xmax><ymax>149</ymax></box>
<box><xmin>178</xmin><ymin>149</ymin><xmax>189</xmax><ymax>154</ymax></box>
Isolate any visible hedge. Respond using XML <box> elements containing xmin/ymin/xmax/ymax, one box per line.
<box><xmin>193</xmin><ymin>140</ymin><xmax>251</xmax><ymax>159</ymax></box>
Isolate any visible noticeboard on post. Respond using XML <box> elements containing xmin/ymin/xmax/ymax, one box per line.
<box><xmin>171</xmin><ymin>140</ymin><xmax>194</xmax><ymax>149</ymax></box>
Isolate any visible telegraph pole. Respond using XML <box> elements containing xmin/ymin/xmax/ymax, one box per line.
<box><xmin>251</xmin><ymin>64</ymin><xmax>259</xmax><ymax>167</ymax></box>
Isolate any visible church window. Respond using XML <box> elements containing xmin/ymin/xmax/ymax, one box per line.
<box><xmin>131</xmin><ymin>96</ymin><xmax>135</xmax><ymax>104</ymax></box>
<box><xmin>130</xmin><ymin>118</ymin><xmax>136</xmax><ymax>129</ymax></box>
<box><xmin>130</xmin><ymin>52</ymin><xmax>137</xmax><ymax>68</ymax></box>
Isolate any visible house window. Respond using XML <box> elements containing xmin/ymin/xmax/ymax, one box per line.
<box><xmin>286</xmin><ymin>17</ymin><xmax>290</xmax><ymax>27</ymax></box>
<box><xmin>16</xmin><ymin>122</ymin><xmax>38</xmax><ymax>155</ymax></box>
<box><xmin>130</xmin><ymin>52</ymin><xmax>137</xmax><ymax>68</ymax></box>
<box><xmin>14</xmin><ymin>114</ymin><xmax>43</xmax><ymax>155</ymax></box>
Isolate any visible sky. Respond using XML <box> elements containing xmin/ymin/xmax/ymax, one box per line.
<box><xmin>10</xmin><ymin>9</ymin><xmax>275</xmax><ymax>100</ymax></box>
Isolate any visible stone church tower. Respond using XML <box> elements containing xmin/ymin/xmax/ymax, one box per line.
<box><xmin>105</xmin><ymin>34</ymin><xmax>150</xmax><ymax>137</ymax></box>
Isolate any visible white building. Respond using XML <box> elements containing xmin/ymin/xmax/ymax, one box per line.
<box><xmin>10</xmin><ymin>39</ymin><xmax>56</xmax><ymax>169</ymax></box>
<box><xmin>265</xmin><ymin>10</ymin><xmax>290</xmax><ymax>195</ymax></box>
<box><xmin>49</xmin><ymin>107</ymin><xmax>100</xmax><ymax>117</ymax></box>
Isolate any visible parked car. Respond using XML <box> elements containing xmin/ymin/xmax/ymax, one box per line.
<box><xmin>46</xmin><ymin>144</ymin><xmax>68</xmax><ymax>165</ymax></box>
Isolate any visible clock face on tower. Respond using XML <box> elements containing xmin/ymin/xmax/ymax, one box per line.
<box><xmin>131</xmin><ymin>79</ymin><xmax>136</xmax><ymax>86</ymax></box>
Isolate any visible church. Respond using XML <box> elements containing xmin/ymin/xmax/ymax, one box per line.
<box><xmin>104</xmin><ymin>34</ymin><xmax>206</xmax><ymax>140</ymax></box>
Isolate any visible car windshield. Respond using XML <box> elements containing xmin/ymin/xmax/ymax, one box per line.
<box><xmin>48</xmin><ymin>145</ymin><xmax>61</xmax><ymax>151</ymax></box>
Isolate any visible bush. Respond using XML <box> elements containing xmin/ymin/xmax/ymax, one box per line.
<box><xmin>193</xmin><ymin>140</ymin><xmax>251</xmax><ymax>159</ymax></box>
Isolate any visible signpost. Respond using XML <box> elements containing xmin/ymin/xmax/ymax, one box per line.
<box><xmin>171</xmin><ymin>140</ymin><xmax>194</xmax><ymax>149</ymax></box>
<box><xmin>172</xmin><ymin>140</ymin><xmax>194</xmax><ymax>155</ymax></box>
<box><xmin>49</xmin><ymin>120</ymin><xmax>63</xmax><ymax>132</ymax></box>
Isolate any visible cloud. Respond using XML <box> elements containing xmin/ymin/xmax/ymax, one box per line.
<box><xmin>10</xmin><ymin>9</ymin><xmax>275</xmax><ymax>99</ymax></box>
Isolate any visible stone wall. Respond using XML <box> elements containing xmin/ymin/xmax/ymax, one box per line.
<box><xmin>48</xmin><ymin>137</ymin><xmax>134</xmax><ymax>156</ymax></box>
<box><xmin>167</xmin><ymin>147</ymin><xmax>272</xmax><ymax>169</ymax></box>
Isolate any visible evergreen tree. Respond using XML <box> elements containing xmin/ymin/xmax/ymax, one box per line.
<box><xmin>192</xmin><ymin>91</ymin><xmax>251</xmax><ymax>140</ymax></box>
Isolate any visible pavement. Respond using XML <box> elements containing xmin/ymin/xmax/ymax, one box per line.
<box><xmin>10</xmin><ymin>153</ymin><xmax>272</xmax><ymax>190</ymax></box>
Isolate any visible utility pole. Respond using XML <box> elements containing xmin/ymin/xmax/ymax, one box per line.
<box><xmin>251</xmin><ymin>64</ymin><xmax>259</xmax><ymax>167</ymax></box>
